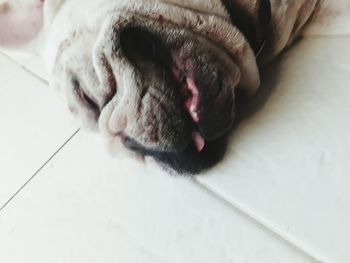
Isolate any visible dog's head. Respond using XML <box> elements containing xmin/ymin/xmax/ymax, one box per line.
<box><xmin>0</xmin><ymin>0</ymin><xmax>336</xmax><ymax>173</ymax></box>
<box><xmin>43</xmin><ymin>0</ymin><xmax>272</xmax><ymax>174</ymax></box>
<box><xmin>1</xmin><ymin>0</ymin><xmax>319</xmax><ymax>174</ymax></box>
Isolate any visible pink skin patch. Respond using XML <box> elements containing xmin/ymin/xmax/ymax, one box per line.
<box><xmin>0</xmin><ymin>0</ymin><xmax>44</xmax><ymax>46</ymax></box>
<box><xmin>171</xmin><ymin>68</ymin><xmax>200</xmax><ymax>123</ymax></box>
<box><xmin>184</xmin><ymin>78</ymin><xmax>205</xmax><ymax>152</ymax></box>
<box><xmin>192</xmin><ymin>131</ymin><xmax>205</xmax><ymax>152</ymax></box>
<box><xmin>172</xmin><ymin>67</ymin><xmax>205</xmax><ymax>152</ymax></box>
<box><xmin>185</xmin><ymin>77</ymin><xmax>200</xmax><ymax>123</ymax></box>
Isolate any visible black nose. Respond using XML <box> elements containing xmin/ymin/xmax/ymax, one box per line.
<box><xmin>120</xmin><ymin>27</ymin><xmax>171</xmax><ymax>68</ymax></box>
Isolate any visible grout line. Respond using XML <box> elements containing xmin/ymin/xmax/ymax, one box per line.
<box><xmin>20</xmin><ymin>65</ymin><xmax>48</xmax><ymax>84</ymax></box>
<box><xmin>0</xmin><ymin>129</ymin><xmax>81</xmax><ymax>213</ymax></box>
<box><xmin>192</xmin><ymin>178</ymin><xmax>329</xmax><ymax>263</ymax></box>
<box><xmin>0</xmin><ymin>50</ymin><xmax>48</xmax><ymax>84</ymax></box>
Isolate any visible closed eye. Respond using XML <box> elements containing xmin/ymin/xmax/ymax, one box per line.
<box><xmin>72</xmin><ymin>78</ymin><xmax>100</xmax><ymax>114</ymax></box>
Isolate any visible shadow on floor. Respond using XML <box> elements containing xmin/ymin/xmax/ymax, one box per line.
<box><xmin>234</xmin><ymin>59</ymin><xmax>282</xmax><ymax>126</ymax></box>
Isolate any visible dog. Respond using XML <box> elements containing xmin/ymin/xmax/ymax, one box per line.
<box><xmin>1</xmin><ymin>0</ymin><xmax>349</xmax><ymax>174</ymax></box>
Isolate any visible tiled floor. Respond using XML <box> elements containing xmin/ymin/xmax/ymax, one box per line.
<box><xmin>0</xmin><ymin>36</ymin><xmax>349</xmax><ymax>263</ymax></box>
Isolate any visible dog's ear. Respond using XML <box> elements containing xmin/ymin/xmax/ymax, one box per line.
<box><xmin>0</xmin><ymin>0</ymin><xmax>44</xmax><ymax>47</ymax></box>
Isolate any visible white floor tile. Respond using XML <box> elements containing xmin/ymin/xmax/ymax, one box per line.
<box><xmin>198</xmin><ymin>36</ymin><xmax>350</xmax><ymax>263</ymax></box>
<box><xmin>0</xmin><ymin>56</ymin><xmax>79</xmax><ymax>206</ymax></box>
<box><xmin>0</xmin><ymin>131</ymin><xmax>315</xmax><ymax>263</ymax></box>
<box><xmin>0</xmin><ymin>48</ymin><xmax>48</xmax><ymax>81</ymax></box>
<box><xmin>0</xmin><ymin>53</ymin><xmax>21</xmax><ymax>85</ymax></box>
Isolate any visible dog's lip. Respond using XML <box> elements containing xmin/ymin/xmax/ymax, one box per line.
<box><xmin>171</xmin><ymin>67</ymin><xmax>206</xmax><ymax>152</ymax></box>
<box><xmin>169</xmin><ymin>45</ymin><xmax>236</xmax><ymax>152</ymax></box>
<box><xmin>171</xmin><ymin>68</ymin><xmax>200</xmax><ymax>123</ymax></box>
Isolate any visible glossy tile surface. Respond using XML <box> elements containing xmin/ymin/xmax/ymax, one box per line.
<box><xmin>0</xmin><ymin>48</ymin><xmax>48</xmax><ymax>81</ymax></box>
<box><xmin>198</xmin><ymin>36</ymin><xmax>350</xmax><ymax>263</ymax></box>
<box><xmin>0</xmin><ymin>132</ymin><xmax>314</xmax><ymax>263</ymax></box>
<box><xmin>0</xmin><ymin>51</ymin><xmax>78</xmax><ymax>207</ymax></box>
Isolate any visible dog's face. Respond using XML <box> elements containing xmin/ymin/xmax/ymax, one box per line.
<box><xmin>1</xmin><ymin>0</ymin><xmax>347</xmax><ymax>174</ymax></box>
<box><xmin>45</xmin><ymin>0</ymin><xmax>265</xmax><ymax>174</ymax></box>
<box><xmin>0</xmin><ymin>0</ymin><xmax>320</xmax><ymax>174</ymax></box>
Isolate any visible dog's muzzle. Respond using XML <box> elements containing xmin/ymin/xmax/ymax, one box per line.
<box><xmin>53</xmin><ymin>7</ymin><xmax>260</xmax><ymax>174</ymax></box>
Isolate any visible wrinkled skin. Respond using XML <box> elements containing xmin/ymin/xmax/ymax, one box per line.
<box><xmin>0</xmin><ymin>0</ymin><xmax>323</xmax><ymax>174</ymax></box>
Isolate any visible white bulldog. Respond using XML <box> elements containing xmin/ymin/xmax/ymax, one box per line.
<box><xmin>1</xmin><ymin>0</ymin><xmax>349</xmax><ymax>174</ymax></box>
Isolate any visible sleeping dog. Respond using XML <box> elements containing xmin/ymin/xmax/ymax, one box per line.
<box><xmin>1</xmin><ymin>0</ymin><xmax>349</xmax><ymax>174</ymax></box>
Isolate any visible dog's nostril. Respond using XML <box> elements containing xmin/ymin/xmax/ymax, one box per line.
<box><xmin>120</xmin><ymin>27</ymin><xmax>171</xmax><ymax>67</ymax></box>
